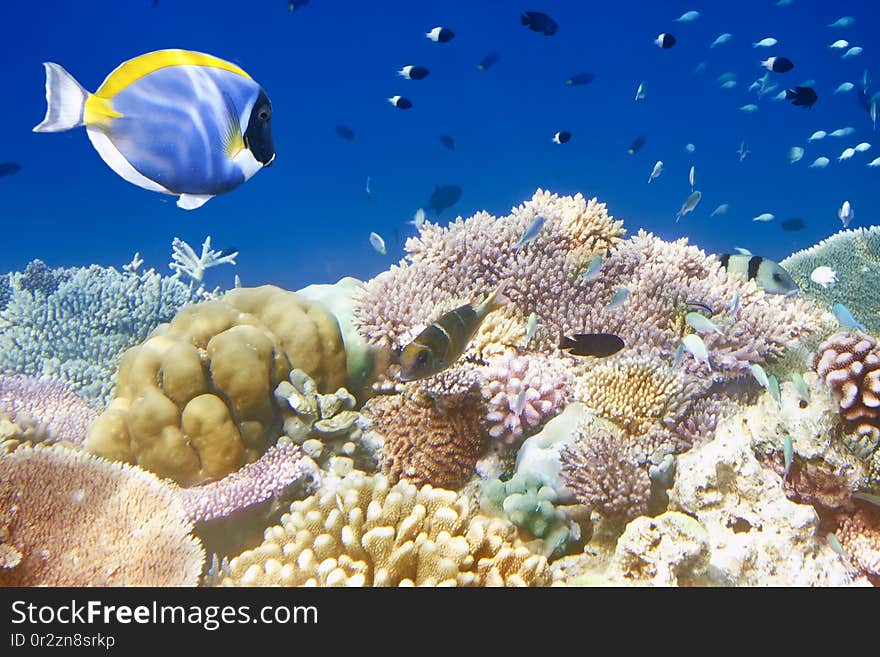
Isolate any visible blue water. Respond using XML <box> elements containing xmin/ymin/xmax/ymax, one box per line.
<box><xmin>2</xmin><ymin>0</ymin><xmax>878</xmax><ymax>290</ymax></box>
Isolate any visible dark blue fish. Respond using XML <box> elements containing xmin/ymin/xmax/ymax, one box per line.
<box><xmin>0</xmin><ymin>162</ymin><xmax>21</xmax><ymax>177</ymax></box>
<box><xmin>559</xmin><ymin>333</ymin><xmax>625</xmax><ymax>358</ymax></box>
<box><xmin>781</xmin><ymin>218</ymin><xmax>805</xmax><ymax>231</ymax></box>
<box><xmin>218</xmin><ymin>246</ymin><xmax>239</xmax><ymax>258</ymax></box>
<box><xmin>335</xmin><ymin>124</ymin><xmax>356</xmax><ymax>141</ymax></box>
<box><xmin>655</xmin><ymin>33</ymin><xmax>676</xmax><ymax>49</ymax></box>
<box><xmin>287</xmin><ymin>0</ymin><xmax>309</xmax><ymax>11</ymax></box>
<box><xmin>785</xmin><ymin>86</ymin><xmax>818</xmax><ymax>109</ymax></box>
<box><xmin>427</xmin><ymin>184</ymin><xmax>462</xmax><ymax>215</ymax></box>
<box><xmin>521</xmin><ymin>11</ymin><xmax>558</xmax><ymax>36</ymax></box>
<box><xmin>565</xmin><ymin>72</ymin><xmax>595</xmax><ymax>86</ymax></box>
<box><xmin>627</xmin><ymin>136</ymin><xmax>647</xmax><ymax>155</ymax></box>
<box><xmin>477</xmin><ymin>51</ymin><xmax>501</xmax><ymax>72</ymax></box>
<box><xmin>439</xmin><ymin>135</ymin><xmax>457</xmax><ymax>150</ymax></box>
<box><xmin>686</xmin><ymin>301</ymin><xmax>714</xmax><ymax>315</ymax></box>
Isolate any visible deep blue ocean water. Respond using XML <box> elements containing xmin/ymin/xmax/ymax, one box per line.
<box><xmin>2</xmin><ymin>0</ymin><xmax>878</xmax><ymax>291</ymax></box>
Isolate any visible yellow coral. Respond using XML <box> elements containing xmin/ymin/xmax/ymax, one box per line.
<box><xmin>470</xmin><ymin>304</ymin><xmax>528</xmax><ymax>360</ymax></box>
<box><xmin>577</xmin><ymin>355</ymin><xmax>690</xmax><ymax>435</ymax></box>
<box><xmin>86</xmin><ymin>286</ymin><xmax>347</xmax><ymax>485</ymax></box>
<box><xmin>553</xmin><ymin>192</ymin><xmax>626</xmax><ymax>273</ymax></box>
<box><xmin>0</xmin><ymin>444</ymin><xmax>204</xmax><ymax>586</ymax></box>
<box><xmin>219</xmin><ymin>472</ymin><xmax>552</xmax><ymax>587</ymax></box>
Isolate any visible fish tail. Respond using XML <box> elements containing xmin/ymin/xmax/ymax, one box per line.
<box><xmin>477</xmin><ymin>281</ymin><xmax>509</xmax><ymax>316</ymax></box>
<box><xmin>32</xmin><ymin>62</ymin><xmax>89</xmax><ymax>132</ymax></box>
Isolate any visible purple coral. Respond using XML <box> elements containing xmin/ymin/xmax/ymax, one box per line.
<box><xmin>176</xmin><ymin>441</ymin><xmax>309</xmax><ymax>523</ymax></box>
<box><xmin>0</xmin><ymin>373</ymin><xmax>96</xmax><ymax>446</ymax></box>
<box><xmin>482</xmin><ymin>351</ymin><xmax>572</xmax><ymax>443</ymax></box>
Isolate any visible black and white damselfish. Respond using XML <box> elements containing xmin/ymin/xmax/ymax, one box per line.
<box><xmin>718</xmin><ymin>254</ymin><xmax>798</xmax><ymax>295</ymax></box>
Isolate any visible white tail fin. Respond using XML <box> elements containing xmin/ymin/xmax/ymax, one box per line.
<box><xmin>33</xmin><ymin>62</ymin><xmax>89</xmax><ymax>132</ymax></box>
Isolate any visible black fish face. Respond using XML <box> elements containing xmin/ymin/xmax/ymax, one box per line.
<box><xmin>244</xmin><ymin>89</ymin><xmax>275</xmax><ymax>165</ymax></box>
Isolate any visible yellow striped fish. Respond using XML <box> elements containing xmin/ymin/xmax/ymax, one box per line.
<box><xmin>399</xmin><ymin>285</ymin><xmax>506</xmax><ymax>381</ymax></box>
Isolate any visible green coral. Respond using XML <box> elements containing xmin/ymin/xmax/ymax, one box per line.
<box><xmin>781</xmin><ymin>226</ymin><xmax>880</xmax><ymax>333</ymax></box>
<box><xmin>480</xmin><ymin>472</ymin><xmax>574</xmax><ymax>557</ymax></box>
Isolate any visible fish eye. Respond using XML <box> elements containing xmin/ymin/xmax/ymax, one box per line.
<box><xmin>417</xmin><ymin>351</ymin><xmax>429</xmax><ymax>364</ymax></box>
<box><xmin>258</xmin><ymin>106</ymin><xmax>271</xmax><ymax>121</ymax></box>
<box><xmin>773</xmin><ymin>273</ymin><xmax>782</xmax><ymax>282</ymax></box>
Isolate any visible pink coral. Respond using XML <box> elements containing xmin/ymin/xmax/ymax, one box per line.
<box><xmin>814</xmin><ymin>331</ymin><xmax>880</xmax><ymax>457</ymax></box>
<box><xmin>0</xmin><ymin>373</ymin><xmax>96</xmax><ymax>447</ymax></box>
<box><xmin>176</xmin><ymin>441</ymin><xmax>309</xmax><ymax>523</ymax></box>
<box><xmin>482</xmin><ymin>351</ymin><xmax>572</xmax><ymax>443</ymax></box>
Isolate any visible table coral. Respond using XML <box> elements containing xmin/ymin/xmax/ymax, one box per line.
<box><xmin>85</xmin><ymin>285</ymin><xmax>348</xmax><ymax>485</ymax></box>
<box><xmin>218</xmin><ymin>472</ymin><xmax>553</xmax><ymax>586</ymax></box>
<box><xmin>0</xmin><ymin>373</ymin><xmax>96</xmax><ymax>447</ymax></box>
<box><xmin>813</xmin><ymin>331</ymin><xmax>880</xmax><ymax>458</ymax></box>
<box><xmin>0</xmin><ymin>261</ymin><xmax>202</xmax><ymax>406</ymax></box>
<box><xmin>364</xmin><ymin>388</ymin><xmax>486</xmax><ymax>488</ymax></box>
<box><xmin>781</xmin><ymin>226</ymin><xmax>880</xmax><ymax>333</ymax></box>
<box><xmin>0</xmin><ymin>443</ymin><xmax>204</xmax><ymax>586</ymax></box>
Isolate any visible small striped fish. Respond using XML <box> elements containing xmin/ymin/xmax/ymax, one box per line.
<box><xmin>399</xmin><ymin>285</ymin><xmax>506</xmax><ymax>381</ymax></box>
<box><xmin>718</xmin><ymin>254</ymin><xmax>798</xmax><ymax>295</ymax></box>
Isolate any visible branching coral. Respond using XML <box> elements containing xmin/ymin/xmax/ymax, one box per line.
<box><xmin>0</xmin><ymin>373</ymin><xmax>96</xmax><ymax>447</ymax></box>
<box><xmin>832</xmin><ymin>503</ymin><xmax>880</xmax><ymax>579</ymax></box>
<box><xmin>813</xmin><ymin>331</ymin><xmax>880</xmax><ymax>458</ymax></box>
<box><xmin>217</xmin><ymin>472</ymin><xmax>553</xmax><ymax>586</ymax></box>
<box><xmin>0</xmin><ymin>261</ymin><xmax>203</xmax><ymax>406</ymax></box>
<box><xmin>85</xmin><ymin>286</ymin><xmax>347</xmax><ymax>485</ymax></box>
<box><xmin>364</xmin><ymin>389</ymin><xmax>486</xmax><ymax>488</ymax></box>
<box><xmin>482</xmin><ymin>350</ymin><xmax>572</xmax><ymax>443</ymax></box>
<box><xmin>782</xmin><ymin>226</ymin><xmax>880</xmax><ymax>333</ymax></box>
<box><xmin>560</xmin><ymin>430</ymin><xmax>651</xmax><ymax>525</ymax></box>
<box><xmin>0</xmin><ymin>444</ymin><xmax>204</xmax><ymax>586</ymax></box>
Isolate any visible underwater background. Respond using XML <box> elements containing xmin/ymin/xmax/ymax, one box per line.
<box><xmin>2</xmin><ymin>0</ymin><xmax>878</xmax><ymax>289</ymax></box>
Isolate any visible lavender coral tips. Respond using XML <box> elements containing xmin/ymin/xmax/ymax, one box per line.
<box><xmin>814</xmin><ymin>331</ymin><xmax>880</xmax><ymax>457</ymax></box>
<box><xmin>0</xmin><ymin>373</ymin><xmax>96</xmax><ymax>447</ymax></box>
<box><xmin>482</xmin><ymin>351</ymin><xmax>571</xmax><ymax>443</ymax></box>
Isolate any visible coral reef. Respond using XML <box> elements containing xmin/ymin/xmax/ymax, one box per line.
<box><xmin>560</xmin><ymin>429</ymin><xmax>652</xmax><ymax>525</ymax></box>
<box><xmin>781</xmin><ymin>226</ymin><xmax>880</xmax><ymax>333</ymax></box>
<box><xmin>831</xmin><ymin>503</ymin><xmax>880</xmax><ymax>579</ymax></box>
<box><xmin>482</xmin><ymin>350</ymin><xmax>571</xmax><ymax>443</ymax></box>
<box><xmin>813</xmin><ymin>331</ymin><xmax>880</xmax><ymax>459</ymax></box>
<box><xmin>0</xmin><ymin>373</ymin><xmax>96</xmax><ymax>448</ymax></box>
<box><xmin>0</xmin><ymin>443</ymin><xmax>204</xmax><ymax>586</ymax></box>
<box><xmin>85</xmin><ymin>286</ymin><xmax>347</xmax><ymax>485</ymax></box>
<box><xmin>364</xmin><ymin>388</ymin><xmax>486</xmax><ymax>488</ymax></box>
<box><xmin>0</xmin><ymin>261</ymin><xmax>203</xmax><ymax>406</ymax></box>
<box><xmin>217</xmin><ymin>472</ymin><xmax>554</xmax><ymax>586</ymax></box>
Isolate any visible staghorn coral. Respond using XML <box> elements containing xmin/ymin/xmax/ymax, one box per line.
<box><xmin>176</xmin><ymin>440</ymin><xmax>311</xmax><ymax>524</ymax></box>
<box><xmin>0</xmin><ymin>373</ymin><xmax>96</xmax><ymax>447</ymax></box>
<box><xmin>0</xmin><ymin>261</ymin><xmax>203</xmax><ymax>406</ymax></box>
<box><xmin>560</xmin><ymin>430</ymin><xmax>651</xmax><ymax>525</ymax></box>
<box><xmin>0</xmin><ymin>443</ymin><xmax>204</xmax><ymax>586</ymax></box>
<box><xmin>781</xmin><ymin>226</ymin><xmax>880</xmax><ymax>334</ymax></box>
<box><xmin>365</xmin><ymin>388</ymin><xmax>486</xmax><ymax>488</ymax></box>
<box><xmin>813</xmin><ymin>331</ymin><xmax>880</xmax><ymax>458</ymax></box>
<box><xmin>218</xmin><ymin>472</ymin><xmax>553</xmax><ymax>586</ymax></box>
<box><xmin>356</xmin><ymin>190</ymin><xmax>818</xmax><ymax>383</ymax></box>
<box><xmin>85</xmin><ymin>286</ymin><xmax>347</xmax><ymax>485</ymax></box>
<box><xmin>482</xmin><ymin>350</ymin><xmax>572</xmax><ymax>443</ymax></box>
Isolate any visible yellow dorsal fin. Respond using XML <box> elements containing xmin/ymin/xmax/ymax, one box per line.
<box><xmin>95</xmin><ymin>49</ymin><xmax>251</xmax><ymax>99</ymax></box>
<box><xmin>83</xmin><ymin>94</ymin><xmax>123</xmax><ymax>129</ymax></box>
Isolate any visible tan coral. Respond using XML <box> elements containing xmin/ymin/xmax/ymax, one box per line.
<box><xmin>0</xmin><ymin>443</ymin><xmax>204</xmax><ymax>586</ymax></box>
<box><xmin>813</xmin><ymin>331</ymin><xmax>880</xmax><ymax>458</ymax></box>
<box><xmin>834</xmin><ymin>505</ymin><xmax>880</xmax><ymax>577</ymax></box>
<box><xmin>85</xmin><ymin>286</ymin><xmax>347</xmax><ymax>485</ymax></box>
<box><xmin>365</xmin><ymin>389</ymin><xmax>486</xmax><ymax>488</ymax></box>
<box><xmin>554</xmin><ymin>192</ymin><xmax>626</xmax><ymax>274</ymax></box>
<box><xmin>576</xmin><ymin>354</ymin><xmax>694</xmax><ymax>435</ymax></box>
<box><xmin>218</xmin><ymin>472</ymin><xmax>552</xmax><ymax>587</ymax></box>
<box><xmin>470</xmin><ymin>304</ymin><xmax>528</xmax><ymax>360</ymax></box>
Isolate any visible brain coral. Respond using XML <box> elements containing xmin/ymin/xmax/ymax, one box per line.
<box><xmin>0</xmin><ymin>262</ymin><xmax>203</xmax><ymax>406</ymax></box>
<box><xmin>781</xmin><ymin>226</ymin><xmax>880</xmax><ymax>333</ymax></box>
<box><xmin>365</xmin><ymin>388</ymin><xmax>486</xmax><ymax>488</ymax></box>
<box><xmin>0</xmin><ymin>443</ymin><xmax>204</xmax><ymax>586</ymax></box>
<box><xmin>85</xmin><ymin>285</ymin><xmax>347</xmax><ymax>485</ymax></box>
<box><xmin>813</xmin><ymin>331</ymin><xmax>880</xmax><ymax>458</ymax></box>
<box><xmin>218</xmin><ymin>472</ymin><xmax>553</xmax><ymax>586</ymax></box>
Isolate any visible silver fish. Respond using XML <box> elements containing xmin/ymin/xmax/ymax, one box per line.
<box><xmin>768</xmin><ymin>374</ymin><xmax>781</xmax><ymax>407</ymax></box>
<box><xmin>711</xmin><ymin>203</ymin><xmax>730</xmax><ymax>217</ymax></box>
<box><xmin>826</xmin><ymin>533</ymin><xmax>849</xmax><ymax>561</ymax></box>
<box><xmin>512</xmin><ymin>389</ymin><xmax>527</xmax><ymax>418</ymax></box>
<box><xmin>750</xmin><ymin>363</ymin><xmax>770</xmax><ymax>389</ymax></box>
<box><xmin>672</xmin><ymin>343</ymin><xmax>684</xmax><ymax>368</ymax></box>
<box><xmin>606</xmin><ymin>286</ymin><xmax>629</xmax><ymax>309</ymax></box>
<box><xmin>730</xmin><ymin>292</ymin><xmax>740</xmax><ymax>318</ymax></box>
<box><xmin>648</xmin><ymin>160</ymin><xmax>663</xmax><ymax>183</ymax></box>
<box><xmin>515</xmin><ymin>215</ymin><xmax>545</xmax><ymax>250</ymax></box>
<box><xmin>524</xmin><ymin>312</ymin><xmax>540</xmax><ymax>347</ymax></box>
<box><xmin>676</xmin><ymin>190</ymin><xmax>702</xmax><ymax>221</ymax></box>
<box><xmin>792</xmin><ymin>372</ymin><xmax>810</xmax><ymax>404</ymax></box>
<box><xmin>369</xmin><ymin>231</ymin><xmax>386</xmax><ymax>255</ymax></box>
<box><xmin>581</xmin><ymin>255</ymin><xmax>603</xmax><ymax>282</ymax></box>
<box><xmin>685</xmin><ymin>312</ymin><xmax>722</xmax><ymax>334</ymax></box>
<box><xmin>682</xmin><ymin>334</ymin><xmax>711</xmax><ymax>370</ymax></box>
<box><xmin>689</xmin><ymin>165</ymin><xmax>696</xmax><ymax>189</ymax></box>
<box><xmin>832</xmin><ymin>302</ymin><xmax>866</xmax><ymax>331</ymax></box>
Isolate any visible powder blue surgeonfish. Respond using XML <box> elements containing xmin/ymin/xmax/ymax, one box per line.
<box><xmin>33</xmin><ymin>50</ymin><xmax>275</xmax><ymax>210</ymax></box>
